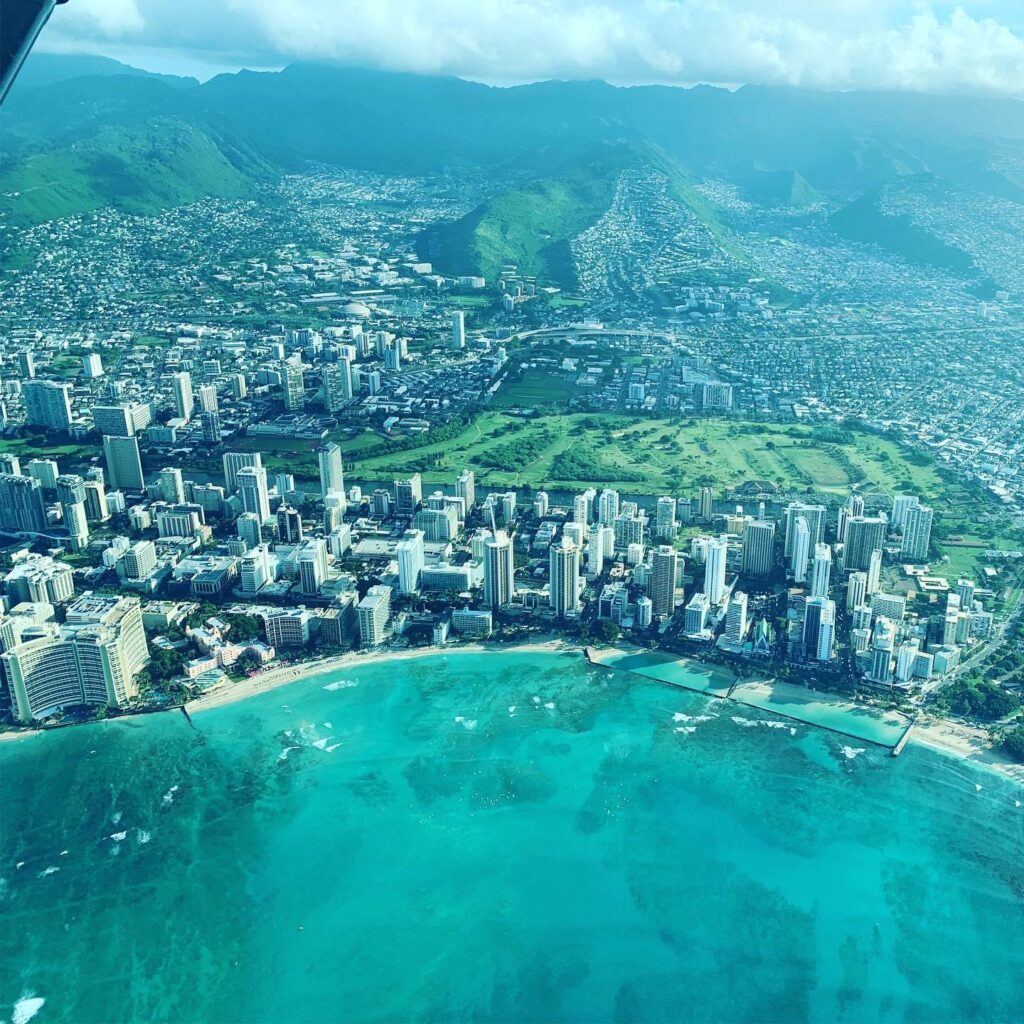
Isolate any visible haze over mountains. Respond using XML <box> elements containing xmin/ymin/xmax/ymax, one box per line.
<box><xmin>2</xmin><ymin>56</ymin><xmax>1023</xmax><ymax>292</ymax></box>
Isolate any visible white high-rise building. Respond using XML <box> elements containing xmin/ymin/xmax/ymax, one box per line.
<box><xmin>699</xmin><ymin>486</ymin><xmax>714</xmax><ymax>520</ymax></box>
<box><xmin>655</xmin><ymin>496</ymin><xmax>677</xmax><ymax>540</ymax></box>
<box><xmin>704</xmin><ymin>536</ymin><xmax>728</xmax><ymax>605</ymax></box>
<box><xmin>895</xmin><ymin>639</ymin><xmax>921</xmax><ymax>683</ymax></box>
<box><xmin>891</xmin><ymin>495</ymin><xmax>919</xmax><ymax>530</ymax></box>
<box><xmin>322</xmin><ymin>360</ymin><xmax>353</xmax><ymax>411</ymax></box>
<box><xmin>297</xmin><ymin>539</ymin><xmax>329</xmax><ymax>596</ymax></box>
<box><xmin>846</xmin><ymin>571</ymin><xmax>867</xmax><ymax>613</ymax></box>
<box><xmin>456</xmin><ymin>470</ymin><xmax>475</xmax><ymax>512</ymax></box>
<box><xmin>867</xmin><ymin>617</ymin><xmax>896</xmax><ymax>684</ymax></box>
<box><xmin>172</xmin><ymin>371</ymin><xmax>194</xmax><ymax>421</ymax></box>
<box><xmin>598</xmin><ymin>489</ymin><xmax>620</xmax><ymax>526</ymax></box>
<box><xmin>27</xmin><ymin>458</ymin><xmax>58</xmax><ymax>490</ymax></box>
<box><xmin>223</xmin><ymin>451</ymin><xmax>262</xmax><ymax>494</ymax></box>
<box><xmin>791</xmin><ymin>517</ymin><xmax>811</xmax><ymax>583</ymax></box>
<box><xmin>236</xmin><ymin>466</ymin><xmax>270</xmax><ymax>523</ymax></box>
<box><xmin>499</xmin><ymin>492</ymin><xmax>516</xmax><ymax>524</ymax></box>
<box><xmin>3</xmin><ymin>593</ymin><xmax>149</xmax><ymax>723</ymax></box>
<box><xmin>784</xmin><ymin>503</ymin><xmax>826</xmax><ymax>556</ymax></box>
<box><xmin>92</xmin><ymin>403</ymin><xmax>150</xmax><ymax>438</ymax></box>
<box><xmin>573</xmin><ymin>493</ymin><xmax>589</xmax><ymax>526</ymax></box>
<box><xmin>866</xmin><ymin>547</ymin><xmax>883</xmax><ymax>595</ymax></box>
<box><xmin>282</xmin><ymin>361</ymin><xmax>305</xmax><ymax>411</ymax></box>
<box><xmin>684</xmin><ymin>592</ymin><xmax>711</xmax><ymax>636</ymax></box>
<box><xmin>159</xmin><ymin>467</ymin><xmax>185</xmax><ymax>505</ymax></box>
<box><xmin>83</xmin><ymin>479</ymin><xmax>108</xmax><ymax>523</ymax></box>
<box><xmin>451</xmin><ymin>311</ymin><xmax>466</xmax><ymax>350</ymax></box>
<box><xmin>239</xmin><ymin>545</ymin><xmax>271</xmax><ymax>596</ymax></box>
<box><xmin>725</xmin><ymin>591</ymin><xmax>748</xmax><ymax>643</ymax></box>
<box><xmin>397</xmin><ymin>529</ymin><xmax>425</xmax><ymax>595</ymax></box>
<box><xmin>810</xmin><ymin>543</ymin><xmax>832</xmax><ymax>598</ymax></box>
<box><xmin>357</xmin><ymin>586</ymin><xmax>392</xmax><ymax>647</ymax></box>
<box><xmin>561</xmin><ymin>521</ymin><xmax>583</xmax><ymax>549</ymax></box>
<box><xmin>549</xmin><ymin>536</ymin><xmax>581</xmax><ymax>617</ymax></box>
<box><xmin>837</xmin><ymin>494</ymin><xmax>866</xmax><ymax>544</ymax></box>
<box><xmin>236</xmin><ymin>512</ymin><xmax>262</xmax><ymax>550</ymax></box>
<box><xmin>117</xmin><ymin>541</ymin><xmax>157</xmax><ymax>581</ymax></box>
<box><xmin>901</xmin><ymin>505</ymin><xmax>933</xmax><ymax>563</ymax></box>
<box><xmin>586</xmin><ymin>523</ymin><xmax>605</xmax><ymax>578</ymax></box>
<box><xmin>483</xmin><ymin>530</ymin><xmax>515</xmax><ymax>608</ymax></box>
<box><xmin>650</xmin><ymin>545</ymin><xmax>679</xmax><ymax>618</ymax></box>
<box><xmin>804</xmin><ymin>597</ymin><xmax>835</xmax><ymax>661</ymax></box>
<box><xmin>317</xmin><ymin>442</ymin><xmax>345</xmax><ymax>499</ymax></box>
<box><xmin>956</xmin><ymin>578</ymin><xmax>977</xmax><ymax>609</ymax></box>
<box><xmin>56</xmin><ymin>475</ymin><xmax>89</xmax><ymax>551</ymax></box>
<box><xmin>197</xmin><ymin>384</ymin><xmax>218</xmax><ymax>414</ymax></box>
<box><xmin>23</xmin><ymin>380</ymin><xmax>73</xmax><ymax>431</ymax></box>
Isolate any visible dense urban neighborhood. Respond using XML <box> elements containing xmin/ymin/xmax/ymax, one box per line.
<box><xmin>0</xmin><ymin>161</ymin><xmax>1022</xmax><ymax>761</ymax></box>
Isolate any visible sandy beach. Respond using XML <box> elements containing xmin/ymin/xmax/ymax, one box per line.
<box><xmin>185</xmin><ymin>637</ymin><xmax>578</xmax><ymax>714</ymax></box>
<box><xmin>0</xmin><ymin>725</ymin><xmax>42</xmax><ymax>744</ymax></box>
<box><xmin>3</xmin><ymin>640</ymin><xmax>1023</xmax><ymax>788</ymax></box>
<box><xmin>911</xmin><ymin>717</ymin><xmax>1024</xmax><ymax>786</ymax></box>
<box><xmin>0</xmin><ymin>639</ymin><xmax>577</xmax><ymax>743</ymax></box>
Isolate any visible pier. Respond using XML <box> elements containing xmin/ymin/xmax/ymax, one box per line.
<box><xmin>891</xmin><ymin>718</ymin><xmax>919</xmax><ymax>757</ymax></box>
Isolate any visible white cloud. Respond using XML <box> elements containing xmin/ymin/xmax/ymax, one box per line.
<box><xmin>58</xmin><ymin>0</ymin><xmax>145</xmax><ymax>37</ymax></box>
<box><xmin>40</xmin><ymin>0</ymin><xmax>1024</xmax><ymax>97</ymax></box>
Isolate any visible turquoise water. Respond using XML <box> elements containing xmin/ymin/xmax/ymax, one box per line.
<box><xmin>595</xmin><ymin>649</ymin><xmax>734</xmax><ymax>696</ymax></box>
<box><xmin>1</xmin><ymin>650</ymin><xmax>1022</xmax><ymax>1023</ymax></box>
<box><xmin>728</xmin><ymin>682</ymin><xmax>911</xmax><ymax>748</ymax></box>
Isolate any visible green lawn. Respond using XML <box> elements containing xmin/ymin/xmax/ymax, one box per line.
<box><xmin>0</xmin><ymin>438</ymin><xmax>95</xmax><ymax>462</ymax></box>
<box><xmin>491</xmin><ymin>369</ymin><xmax>575</xmax><ymax>409</ymax></box>
<box><xmin>339</xmin><ymin>413</ymin><xmax>953</xmax><ymax>501</ymax></box>
<box><xmin>934</xmin><ymin>534</ymin><xmax>1023</xmax><ymax>585</ymax></box>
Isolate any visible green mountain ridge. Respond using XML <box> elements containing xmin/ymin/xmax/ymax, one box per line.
<box><xmin>11</xmin><ymin>53</ymin><xmax>198</xmax><ymax>93</ymax></box>
<box><xmin>418</xmin><ymin>142</ymin><xmax>746</xmax><ymax>288</ymax></box>
<box><xmin>829</xmin><ymin>185</ymin><xmax>978</xmax><ymax>275</ymax></box>
<box><xmin>417</xmin><ymin>144</ymin><xmax>639</xmax><ymax>286</ymax></box>
<box><xmin>0</xmin><ymin>57</ymin><xmax>1022</xmax><ymax>291</ymax></box>
<box><xmin>0</xmin><ymin>117</ymin><xmax>273</xmax><ymax>225</ymax></box>
<box><xmin>741</xmin><ymin>168</ymin><xmax>823</xmax><ymax>207</ymax></box>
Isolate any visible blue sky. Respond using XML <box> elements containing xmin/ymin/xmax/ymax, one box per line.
<box><xmin>39</xmin><ymin>0</ymin><xmax>1024</xmax><ymax>96</ymax></box>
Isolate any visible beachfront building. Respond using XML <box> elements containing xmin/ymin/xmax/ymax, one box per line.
<box><xmin>483</xmin><ymin>530</ymin><xmax>515</xmax><ymax>609</ymax></box>
<box><xmin>549</xmin><ymin>536</ymin><xmax>581</xmax><ymax>618</ymax></box>
<box><xmin>2</xmin><ymin>594</ymin><xmax>149</xmax><ymax>723</ymax></box>
<box><xmin>357</xmin><ymin>586</ymin><xmax>393</xmax><ymax>647</ymax></box>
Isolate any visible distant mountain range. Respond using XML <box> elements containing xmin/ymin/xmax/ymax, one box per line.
<box><xmin>2</xmin><ymin>55</ymin><xmax>1023</xmax><ymax>284</ymax></box>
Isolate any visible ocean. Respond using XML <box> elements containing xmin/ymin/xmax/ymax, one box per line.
<box><xmin>1</xmin><ymin>650</ymin><xmax>1022</xmax><ymax>1023</ymax></box>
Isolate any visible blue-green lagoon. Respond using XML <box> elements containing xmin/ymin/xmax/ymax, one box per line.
<box><xmin>1</xmin><ymin>650</ymin><xmax>1022</xmax><ymax>1023</ymax></box>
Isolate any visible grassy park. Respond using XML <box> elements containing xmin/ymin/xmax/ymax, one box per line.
<box><xmin>340</xmin><ymin>413</ymin><xmax>951</xmax><ymax>500</ymax></box>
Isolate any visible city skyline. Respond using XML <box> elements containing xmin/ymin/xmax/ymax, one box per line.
<box><xmin>1</xmin><ymin>12</ymin><xmax>1023</xmax><ymax>1021</ymax></box>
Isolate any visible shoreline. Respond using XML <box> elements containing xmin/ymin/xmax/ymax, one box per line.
<box><xmin>2</xmin><ymin>642</ymin><xmax>1022</xmax><ymax>787</ymax></box>
<box><xmin>184</xmin><ymin>638</ymin><xmax>578</xmax><ymax>714</ymax></box>
<box><xmin>909</xmin><ymin>717</ymin><xmax>1024</xmax><ymax>786</ymax></box>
